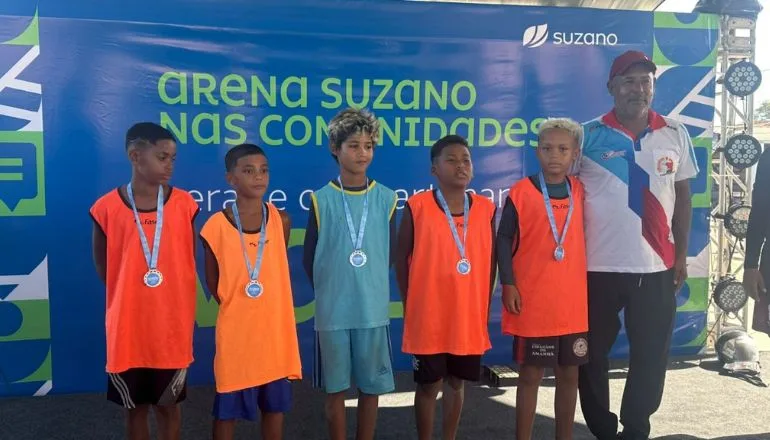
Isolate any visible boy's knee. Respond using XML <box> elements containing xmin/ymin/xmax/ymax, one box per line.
<box><xmin>418</xmin><ymin>380</ymin><xmax>443</xmax><ymax>398</ymax></box>
<box><xmin>127</xmin><ymin>404</ymin><xmax>151</xmax><ymax>418</ymax></box>
<box><xmin>153</xmin><ymin>403</ymin><xmax>179</xmax><ymax>419</ymax></box>
<box><xmin>557</xmin><ymin>365</ymin><xmax>579</xmax><ymax>384</ymax></box>
<box><xmin>445</xmin><ymin>376</ymin><xmax>464</xmax><ymax>392</ymax></box>
<box><xmin>518</xmin><ymin>366</ymin><xmax>545</xmax><ymax>387</ymax></box>
<box><xmin>357</xmin><ymin>391</ymin><xmax>379</xmax><ymax>400</ymax></box>
<box><xmin>325</xmin><ymin>391</ymin><xmax>346</xmax><ymax>405</ymax></box>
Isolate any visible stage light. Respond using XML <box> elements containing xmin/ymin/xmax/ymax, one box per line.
<box><xmin>720</xmin><ymin>203</ymin><xmax>752</xmax><ymax>239</ymax></box>
<box><xmin>713</xmin><ymin>276</ymin><xmax>748</xmax><ymax>314</ymax></box>
<box><xmin>724</xmin><ymin>61</ymin><xmax>763</xmax><ymax>97</ymax></box>
<box><xmin>724</xmin><ymin>133</ymin><xmax>763</xmax><ymax>169</ymax></box>
<box><xmin>693</xmin><ymin>0</ymin><xmax>763</xmax><ymax>19</ymax></box>
<box><xmin>715</xmin><ymin>327</ymin><xmax>762</xmax><ymax>381</ymax></box>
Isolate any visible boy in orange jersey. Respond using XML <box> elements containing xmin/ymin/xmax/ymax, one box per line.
<box><xmin>395</xmin><ymin>134</ymin><xmax>497</xmax><ymax>440</ymax></box>
<box><xmin>497</xmin><ymin>118</ymin><xmax>588</xmax><ymax>440</ymax></box>
<box><xmin>200</xmin><ymin>143</ymin><xmax>302</xmax><ymax>440</ymax></box>
<box><xmin>90</xmin><ymin>122</ymin><xmax>200</xmax><ymax>440</ymax></box>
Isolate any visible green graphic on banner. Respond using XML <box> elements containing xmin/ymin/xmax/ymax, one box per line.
<box><xmin>652</xmin><ymin>12</ymin><xmax>716</xmax><ymax>355</ymax></box>
<box><xmin>0</xmin><ymin>10</ymin><xmax>46</xmax><ymax>217</ymax></box>
<box><xmin>0</xmin><ymin>8</ymin><xmax>53</xmax><ymax>397</ymax></box>
<box><xmin>0</xmin><ymin>257</ymin><xmax>53</xmax><ymax>395</ymax></box>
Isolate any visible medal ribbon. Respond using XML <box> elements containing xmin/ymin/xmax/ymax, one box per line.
<box><xmin>232</xmin><ymin>201</ymin><xmax>267</xmax><ymax>282</ymax></box>
<box><xmin>436</xmin><ymin>188</ymin><xmax>469</xmax><ymax>262</ymax></box>
<box><xmin>538</xmin><ymin>172</ymin><xmax>574</xmax><ymax>253</ymax></box>
<box><xmin>126</xmin><ymin>183</ymin><xmax>164</xmax><ymax>272</ymax></box>
<box><xmin>338</xmin><ymin>177</ymin><xmax>369</xmax><ymax>252</ymax></box>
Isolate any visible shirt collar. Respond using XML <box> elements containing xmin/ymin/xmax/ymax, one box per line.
<box><xmin>600</xmin><ymin>108</ymin><xmax>667</xmax><ymax>140</ymax></box>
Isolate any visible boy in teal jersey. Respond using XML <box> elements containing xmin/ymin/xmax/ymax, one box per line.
<box><xmin>303</xmin><ymin>107</ymin><xmax>398</xmax><ymax>440</ymax></box>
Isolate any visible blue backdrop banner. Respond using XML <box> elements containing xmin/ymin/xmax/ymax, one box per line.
<box><xmin>0</xmin><ymin>0</ymin><xmax>717</xmax><ymax>397</ymax></box>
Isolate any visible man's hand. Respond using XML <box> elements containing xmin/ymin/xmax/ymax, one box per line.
<box><xmin>672</xmin><ymin>179</ymin><xmax>692</xmax><ymax>295</ymax></box>
<box><xmin>674</xmin><ymin>256</ymin><xmax>688</xmax><ymax>294</ymax></box>
<box><xmin>502</xmin><ymin>285</ymin><xmax>522</xmax><ymax>314</ymax></box>
<box><xmin>744</xmin><ymin>268</ymin><xmax>768</xmax><ymax>300</ymax></box>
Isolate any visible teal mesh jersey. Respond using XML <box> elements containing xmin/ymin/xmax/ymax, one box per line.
<box><xmin>309</xmin><ymin>180</ymin><xmax>397</xmax><ymax>331</ymax></box>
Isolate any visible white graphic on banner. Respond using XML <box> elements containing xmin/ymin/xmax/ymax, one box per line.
<box><xmin>0</xmin><ymin>256</ymin><xmax>49</xmax><ymax>302</ymax></box>
<box><xmin>523</xmin><ymin>23</ymin><xmax>618</xmax><ymax>48</ymax></box>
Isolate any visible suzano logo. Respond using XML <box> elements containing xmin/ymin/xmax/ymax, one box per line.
<box><xmin>522</xmin><ymin>23</ymin><xmax>619</xmax><ymax>48</ymax></box>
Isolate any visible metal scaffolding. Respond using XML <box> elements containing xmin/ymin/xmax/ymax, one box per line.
<box><xmin>710</xmin><ymin>13</ymin><xmax>759</xmax><ymax>339</ymax></box>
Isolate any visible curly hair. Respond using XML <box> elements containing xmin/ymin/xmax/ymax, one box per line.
<box><xmin>328</xmin><ymin>108</ymin><xmax>380</xmax><ymax>161</ymax></box>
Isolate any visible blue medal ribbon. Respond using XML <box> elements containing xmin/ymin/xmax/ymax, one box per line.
<box><xmin>127</xmin><ymin>183</ymin><xmax>164</xmax><ymax>286</ymax></box>
<box><xmin>435</xmin><ymin>188</ymin><xmax>470</xmax><ymax>274</ymax></box>
<box><xmin>338</xmin><ymin>177</ymin><xmax>369</xmax><ymax>267</ymax></box>
<box><xmin>538</xmin><ymin>172</ymin><xmax>573</xmax><ymax>262</ymax></box>
<box><xmin>232</xmin><ymin>201</ymin><xmax>267</xmax><ymax>292</ymax></box>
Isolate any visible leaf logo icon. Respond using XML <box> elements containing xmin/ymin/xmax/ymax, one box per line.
<box><xmin>523</xmin><ymin>24</ymin><xmax>549</xmax><ymax>48</ymax></box>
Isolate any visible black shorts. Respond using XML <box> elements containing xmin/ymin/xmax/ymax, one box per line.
<box><xmin>107</xmin><ymin>368</ymin><xmax>188</xmax><ymax>409</ymax></box>
<box><xmin>412</xmin><ymin>354</ymin><xmax>482</xmax><ymax>384</ymax></box>
<box><xmin>513</xmin><ymin>333</ymin><xmax>589</xmax><ymax>367</ymax></box>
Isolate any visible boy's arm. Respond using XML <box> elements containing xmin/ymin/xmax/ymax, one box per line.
<box><xmin>489</xmin><ymin>208</ymin><xmax>498</xmax><ymax>300</ymax></box>
<box><xmin>497</xmin><ymin>197</ymin><xmax>522</xmax><ymax>314</ymax></box>
<box><xmin>395</xmin><ymin>204</ymin><xmax>414</xmax><ymax>304</ymax></box>
<box><xmin>190</xmin><ymin>202</ymin><xmax>200</xmax><ymax>259</ymax></box>
<box><xmin>200</xmin><ymin>237</ymin><xmax>221</xmax><ymax>304</ymax></box>
<box><xmin>91</xmin><ymin>220</ymin><xmax>107</xmax><ymax>284</ymax></box>
<box><xmin>389</xmin><ymin>198</ymin><xmax>398</xmax><ymax>267</ymax></box>
<box><xmin>191</xmin><ymin>220</ymin><xmax>197</xmax><ymax>259</ymax></box>
<box><xmin>496</xmin><ymin>198</ymin><xmax>519</xmax><ymax>286</ymax></box>
<box><xmin>279</xmin><ymin>209</ymin><xmax>292</xmax><ymax>248</ymax></box>
<box><xmin>302</xmin><ymin>200</ymin><xmax>319</xmax><ymax>289</ymax></box>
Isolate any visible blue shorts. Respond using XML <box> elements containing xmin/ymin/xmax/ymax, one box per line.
<box><xmin>212</xmin><ymin>379</ymin><xmax>292</xmax><ymax>421</ymax></box>
<box><xmin>313</xmin><ymin>325</ymin><xmax>395</xmax><ymax>395</ymax></box>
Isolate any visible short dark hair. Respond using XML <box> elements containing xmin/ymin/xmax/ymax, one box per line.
<box><xmin>430</xmin><ymin>135</ymin><xmax>469</xmax><ymax>163</ymax></box>
<box><xmin>225</xmin><ymin>143</ymin><xmax>267</xmax><ymax>172</ymax></box>
<box><xmin>125</xmin><ymin>122</ymin><xmax>175</xmax><ymax>151</ymax></box>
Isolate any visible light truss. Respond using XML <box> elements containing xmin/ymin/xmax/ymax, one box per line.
<box><xmin>710</xmin><ymin>13</ymin><xmax>759</xmax><ymax>339</ymax></box>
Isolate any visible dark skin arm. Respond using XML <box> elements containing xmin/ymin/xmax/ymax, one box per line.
<box><xmin>389</xmin><ymin>206</ymin><xmax>398</xmax><ymax>267</ymax></box>
<box><xmin>201</xmin><ymin>238</ymin><xmax>221</xmax><ymax>304</ymax></box>
<box><xmin>395</xmin><ymin>205</ymin><xmax>414</xmax><ymax>305</ymax></box>
<box><xmin>92</xmin><ymin>222</ymin><xmax>107</xmax><ymax>284</ymax></box>
<box><xmin>279</xmin><ymin>210</ymin><xmax>291</xmax><ymax>248</ymax></box>
<box><xmin>488</xmin><ymin>212</ymin><xmax>498</xmax><ymax>316</ymax></box>
<box><xmin>497</xmin><ymin>198</ymin><xmax>522</xmax><ymax>314</ymax></box>
<box><xmin>190</xmin><ymin>206</ymin><xmax>200</xmax><ymax>295</ymax></box>
<box><xmin>191</xmin><ymin>219</ymin><xmax>197</xmax><ymax>260</ymax></box>
<box><xmin>302</xmin><ymin>201</ymin><xmax>318</xmax><ymax>289</ymax></box>
<box><xmin>672</xmin><ymin>179</ymin><xmax>692</xmax><ymax>293</ymax></box>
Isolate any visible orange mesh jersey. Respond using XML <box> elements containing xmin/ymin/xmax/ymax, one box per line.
<box><xmin>501</xmin><ymin>176</ymin><xmax>588</xmax><ymax>337</ymax></box>
<box><xmin>402</xmin><ymin>191</ymin><xmax>496</xmax><ymax>356</ymax></box>
<box><xmin>90</xmin><ymin>187</ymin><xmax>199</xmax><ymax>373</ymax></box>
<box><xmin>200</xmin><ymin>203</ymin><xmax>302</xmax><ymax>393</ymax></box>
